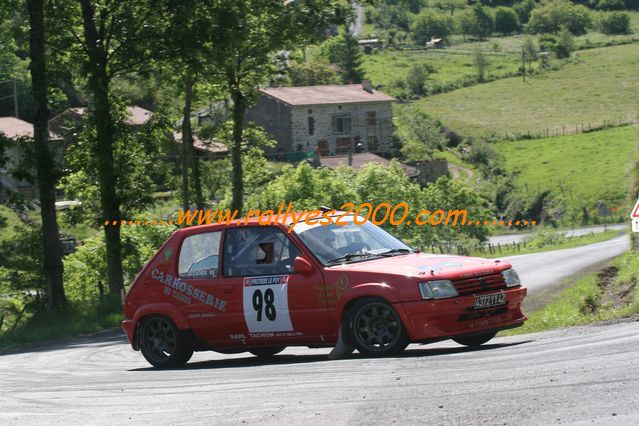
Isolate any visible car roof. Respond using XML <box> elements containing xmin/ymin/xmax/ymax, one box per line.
<box><xmin>173</xmin><ymin>210</ymin><xmax>353</xmax><ymax>236</ymax></box>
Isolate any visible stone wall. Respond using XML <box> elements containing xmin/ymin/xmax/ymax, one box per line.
<box><xmin>289</xmin><ymin>101</ymin><xmax>393</xmax><ymax>155</ymax></box>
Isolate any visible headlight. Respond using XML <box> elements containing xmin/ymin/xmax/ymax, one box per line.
<box><xmin>418</xmin><ymin>280</ymin><xmax>458</xmax><ymax>299</ymax></box>
<box><xmin>502</xmin><ymin>268</ymin><xmax>521</xmax><ymax>287</ymax></box>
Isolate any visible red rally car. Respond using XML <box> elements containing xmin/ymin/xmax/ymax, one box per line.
<box><xmin>122</xmin><ymin>213</ymin><xmax>527</xmax><ymax>368</ymax></box>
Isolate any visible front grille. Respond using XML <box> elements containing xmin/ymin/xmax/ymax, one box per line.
<box><xmin>452</xmin><ymin>273</ymin><xmax>507</xmax><ymax>296</ymax></box>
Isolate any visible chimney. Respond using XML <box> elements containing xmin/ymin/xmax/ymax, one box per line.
<box><xmin>362</xmin><ymin>79</ymin><xmax>373</xmax><ymax>93</ymax></box>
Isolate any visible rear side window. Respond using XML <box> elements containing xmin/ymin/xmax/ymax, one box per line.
<box><xmin>223</xmin><ymin>227</ymin><xmax>300</xmax><ymax>277</ymax></box>
<box><xmin>178</xmin><ymin>232</ymin><xmax>221</xmax><ymax>278</ymax></box>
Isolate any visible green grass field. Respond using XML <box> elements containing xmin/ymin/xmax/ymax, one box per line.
<box><xmin>363</xmin><ymin>48</ymin><xmax>522</xmax><ymax>95</ymax></box>
<box><xmin>494</xmin><ymin>126</ymin><xmax>639</xmax><ymax>213</ymax></box>
<box><xmin>412</xmin><ymin>43</ymin><xmax>639</xmax><ymax>138</ymax></box>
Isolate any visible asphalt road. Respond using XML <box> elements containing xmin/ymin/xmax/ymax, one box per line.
<box><xmin>0</xmin><ymin>236</ymin><xmax>636</xmax><ymax>425</ymax></box>
<box><xmin>503</xmin><ymin>234</ymin><xmax>630</xmax><ymax>294</ymax></box>
<box><xmin>488</xmin><ymin>224</ymin><xmax>628</xmax><ymax>246</ymax></box>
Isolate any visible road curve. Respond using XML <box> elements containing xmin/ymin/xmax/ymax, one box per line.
<box><xmin>0</xmin><ymin>237</ymin><xmax>635</xmax><ymax>425</ymax></box>
<box><xmin>1</xmin><ymin>320</ymin><xmax>638</xmax><ymax>425</ymax></box>
<box><xmin>502</xmin><ymin>234</ymin><xmax>629</xmax><ymax>294</ymax></box>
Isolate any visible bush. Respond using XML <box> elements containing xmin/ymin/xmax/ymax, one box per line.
<box><xmin>406</xmin><ymin>64</ymin><xmax>429</xmax><ymax>97</ymax></box>
<box><xmin>494</xmin><ymin>7</ymin><xmax>520</xmax><ymax>35</ymax></box>
<box><xmin>528</xmin><ymin>0</ymin><xmax>592</xmax><ymax>36</ymax></box>
<box><xmin>411</xmin><ymin>11</ymin><xmax>454</xmax><ymax>45</ymax></box>
<box><xmin>600</xmin><ymin>12</ymin><xmax>631</xmax><ymax>35</ymax></box>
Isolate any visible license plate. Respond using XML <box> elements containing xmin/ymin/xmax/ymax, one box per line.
<box><xmin>474</xmin><ymin>292</ymin><xmax>506</xmax><ymax>309</ymax></box>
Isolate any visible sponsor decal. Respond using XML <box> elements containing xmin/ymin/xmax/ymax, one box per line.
<box><xmin>243</xmin><ymin>275</ymin><xmax>289</xmax><ymax>286</ymax></box>
<box><xmin>151</xmin><ymin>268</ymin><xmax>226</xmax><ymax>311</ymax></box>
<box><xmin>229</xmin><ymin>331</ymin><xmax>303</xmax><ymax>340</ymax></box>
<box><xmin>335</xmin><ymin>275</ymin><xmax>349</xmax><ymax>298</ymax></box>
<box><xmin>242</xmin><ymin>274</ymin><xmax>294</xmax><ymax>333</ymax></box>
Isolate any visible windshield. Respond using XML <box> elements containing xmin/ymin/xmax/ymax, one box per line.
<box><xmin>293</xmin><ymin>215</ymin><xmax>413</xmax><ymax>265</ymax></box>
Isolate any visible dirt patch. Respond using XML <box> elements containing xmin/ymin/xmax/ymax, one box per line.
<box><xmin>597</xmin><ymin>266</ymin><xmax>636</xmax><ymax>309</ymax></box>
<box><xmin>579</xmin><ymin>266</ymin><xmax>636</xmax><ymax>315</ymax></box>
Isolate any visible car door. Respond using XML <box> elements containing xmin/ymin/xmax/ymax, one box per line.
<box><xmin>218</xmin><ymin>225</ymin><xmax>332</xmax><ymax>346</ymax></box>
<box><xmin>175</xmin><ymin>230</ymin><xmax>235</xmax><ymax>345</ymax></box>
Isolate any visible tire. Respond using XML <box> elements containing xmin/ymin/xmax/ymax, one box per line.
<box><xmin>452</xmin><ymin>331</ymin><xmax>498</xmax><ymax>347</ymax></box>
<box><xmin>348</xmin><ymin>298</ymin><xmax>408</xmax><ymax>357</ymax></box>
<box><xmin>249</xmin><ymin>347</ymin><xmax>286</xmax><ymax>358</ymax></box>
<box><xmin>139</xmin><ymin>315</ymin><xmax>193</xmax><ymax>368</ymax></box>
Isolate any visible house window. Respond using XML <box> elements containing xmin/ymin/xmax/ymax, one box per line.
<box><xmin>367</xmin><ymin>136</ymin><xmax>379</xmax><ymax>152</ymax></box>
<box><xmin>367</xmin><ymin>111</ymin><xmax>377</xmax><ymax>126</ymax></box>
<box><xmin>335</xmin><ymin>137</ymin><xmax>351</xmax><ymax>154</ymax></box>
<box><xmin>308</xmin><ymin>116</ymin><xmax>315</xmax><ymax>136</ymax></box>
<box><xmin>332</xmin><ymin>115</ymin><xmax>351</xmax><ymax>135</ymax></box>
<box><xmin>317</xmin><ymin>140</ymin><xmax>329</xmax><ymax>156</ymax></box>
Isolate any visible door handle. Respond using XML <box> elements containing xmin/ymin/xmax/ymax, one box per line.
<box><xmin>221</xmin><ymin>285</ymin><xmax>233</xmax><ymax>294</ymax></box>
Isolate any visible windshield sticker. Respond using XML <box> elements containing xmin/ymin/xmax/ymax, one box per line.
<box><xmin>151</xmin><ymin>268</ymin><xmax>226</xmax><ymax>311</ymax></box>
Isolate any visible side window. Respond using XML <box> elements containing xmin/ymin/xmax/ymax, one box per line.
<box><xmin>178</xmin><ymin>231</ymin><xmax>221</xmax><ymax>278</ymax></box>
<box><xmin>223</xmin><ymin>227</ymin><xmax>301</xmax><ymax>277</ymax></box>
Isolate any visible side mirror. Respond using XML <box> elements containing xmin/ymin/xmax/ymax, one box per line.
<box><xmin>293</xmin><ymin>256</ymin><xmax>314</xmax><ymax>274</ymax></box>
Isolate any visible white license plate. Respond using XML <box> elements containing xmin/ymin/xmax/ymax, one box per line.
<box><xmin>474</xmin><ymin>292</ymin><xmax>506</xmax><ymax>309</ymax></box>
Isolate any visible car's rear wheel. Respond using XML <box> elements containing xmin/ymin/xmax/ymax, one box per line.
<box><xmin>348</xmin><ymin>298</ymin><xmax>408</xmax><ymax>356</ymax></box>
<box><xmin>139</xmin><ymin>315</ymin><xmax>193</xmax><ymax>368</ymax></box>
<box><xmin>452</xmin><ymin>331</ymin><xmax>498</xmax><ymax>347</ymax></box>
<box><xmin>249</xmin><ymin>347</ymin><xmax>286</xmax><ymax>358</ymax></box>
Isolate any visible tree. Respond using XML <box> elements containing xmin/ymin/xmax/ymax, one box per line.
<box><xmin>555</xmin><ymin>26</ymin><xmax>575</xmax><ymax>58</ymax></box>
<box><xmin>457</xmin><ymin>9</ymin><xmax>476</xmax><ymax>41</ymax></box>
<box><xmin>52</xmin><ymin>0</ymin><xmax>164</xmax><ymax>295</ymax></box>
<box><xmin>286</xmin><ymin>61</ymin><xmax>341</xmax><ymax>86</ymax></box>
<box><xmin>470</xmin><ymin>5</ymin><xmax>494</xmax><ymax>41</ymax></box>
<box><xmin>527</xmin><ymin>0</ymin><xmax>591</xmax><ymax>36</ymax></box>
<box><xmin>473</xmin><ymin>47</ymin><xmax>489</xmax><ymax>82</ymax></box>
<box><xmin>513</xmin><ymin>0</ymin><xmax>536</xmax><ymax>24</ymax></box>
<box><xmin>405</xmin><ymin>64</ymin><xmax>428</xmax><ymax>97</ymax></box>
<box><xmin>397</xmin><ymin>109</ymin><xmax>447</xmax><ymax>161</ymax></box>
<box><xmin>163</xmin><ymin>0</ymin><xmax>220</xmax><ymax>211</ymax></box>
<box><xmin>338</xmin><ymin>31</ymin><xmax>366</xmax><ymax>84</ymax></box>
<box><xmin>433</xmin><ymin>0</ymin><xmax>466</xmax><ymax>16</ymax></box>
<box><xmin>24</xmin><ymin>0</ymin><xmax>66</xmax><ymax>310</ymax></box>
<box><xmin>411</xmin><ymin>10</ymin><xmax>454</xmax><ymax>45</ymax></box>
<box><xmin>207</xmin><ymin>0</ymin><xmax>346</xmax><ymax>212</ymax></box>
<box><xmin>494</xmin><ymin>7</ymin><xmax>520</xmax><ymax>35</ymax></box>
<box><xmin>600</xmin><ymin>12</ymin><xmax>631</xmax><ymax>35</ymax></box>
<box><xmin>521</xmin><ymin>36</ymin><xmax>538</xmax><ymax>81</ymax></box>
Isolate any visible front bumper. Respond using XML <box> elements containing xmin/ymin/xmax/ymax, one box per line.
<box><xmin>394</xmin><ymin>286</ymin><xmax>527</xmax><ymax>341</ymax></box>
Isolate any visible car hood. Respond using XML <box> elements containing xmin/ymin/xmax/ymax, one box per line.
<box><xmin>328</xmin><ymin>252</ymin><xmax>510</xmax><ymax>279</ymax></box>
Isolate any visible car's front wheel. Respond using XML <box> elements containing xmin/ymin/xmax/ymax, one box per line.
<box><xmin>452</xmin><ymin>331</ymin><xmax>498</xmax><ymax>347</ymax></box>
<box><xmin>348</xmin><ymin>298</ymin><xmax>408</xmax><ymax>357</ymax></box>
<box><xmin>139</xmin><ymin>315</ymin><xmax>193</xmax><ymax>368</ymax></box>
<box><xmin>249</xmin><ymin>347</ymin><xmax>286</xmax><ymax>358</ymax></box>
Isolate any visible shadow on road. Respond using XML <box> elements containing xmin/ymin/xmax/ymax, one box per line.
<box><xmin>0</xmin><ymin>329</ymin><xmax>127</xmax><ymax>356</ymax></box>
<box><xmin>129</xmin><ymin>340</ymin><xmax>533</xmax><ymax>372</ymax></box>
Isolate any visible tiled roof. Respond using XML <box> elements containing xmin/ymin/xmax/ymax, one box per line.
<box><xmin>260</xmin><ymin>84</ymin><xmax>395</xmax><ymax>106</ymax></box>
<box><xmin>0</xmin><ymin>116</ymin><xmax>61</xmax><ymax>140</ymax></box>
<box><xmin>320</xmin><ymin>152</ymin><xmax>419</xmax><ymax>177</ymax></box>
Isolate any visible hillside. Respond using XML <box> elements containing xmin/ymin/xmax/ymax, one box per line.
<box><xmin>412</xmin><ymin>43</ymin><xmax>639</xmax><ymax>139</ymax></box>
<box><xmin>494</xmin><ymin>125</ymin><xmax>639</xmax><ymax>220</ymax></box>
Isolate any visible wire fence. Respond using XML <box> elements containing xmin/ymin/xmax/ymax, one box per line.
<box><xmin>493</xmin><ymin>117</ymin><xmax>637</xmax><ymax>142</ymax></box>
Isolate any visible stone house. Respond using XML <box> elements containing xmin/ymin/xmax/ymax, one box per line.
<box><xmin>0</xmin><ymin>116</ymin><xmax>64</xmax><ymax>199</ymax></box>
<box><xmin>245</xmin><ymin>81</ymin><xmax>395</xmax><ymax>157</ymax></box>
